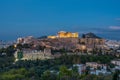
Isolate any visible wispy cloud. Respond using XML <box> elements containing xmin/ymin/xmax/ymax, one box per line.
<box><xmin>109</xmin><ymin>26</ymin><xmax>120</xmax><ymax>30</ymax></box>
<box><xmin>115</xmin><ymin>18</ymin><xmax>120</xmax><ymax>21</ymax></box>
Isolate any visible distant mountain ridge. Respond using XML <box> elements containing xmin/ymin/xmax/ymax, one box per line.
<box><xmin>82</xmin><ymin>32</ymin><xmax>101</xmax><ymax>39</ymax></box>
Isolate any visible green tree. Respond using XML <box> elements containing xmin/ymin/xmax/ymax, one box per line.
<box><xmin>41</xmin><ymin>70</ymin><xmax>57</xmax><ymax>80</ymax></box>
<box><xmin>17</xmin><ymin>51</ymin><xmax>23</xmax><ymax>60</ymax></box>
<box><xmin>58</xmin><ymin>66</ymin><xmax>72</xmax><ymax>80</ymax></box>
<box><xmin>113</xmin><ymin>70</ymin><xmax>120</xmax><ymax>80</ymax></box>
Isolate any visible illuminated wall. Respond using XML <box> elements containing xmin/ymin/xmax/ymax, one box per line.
<box><xmin>48</xmin><ymin>36</ymin><xmax>57</xmax><ymax>39</ymax></box>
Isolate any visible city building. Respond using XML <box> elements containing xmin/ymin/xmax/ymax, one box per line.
<box><xmin>86</xmin><ymin>62</ymin><xmax>99</xmax><ymax>69</ymax></box>
<box><xmin>17</xmin><ymin>36</ymin><xmax>34</xmax><ymax>44</ymax></box>
<box><xmin>90</xmin><ymin>69</ymin><xmax>111</xmax><ymax>75</ymax></box>
<box><xmin>105</xmin><ymin>40</ymin><xmax>120</xmax><ymax>49</ymax></box>
<box><xmin>17</xmin><ymin>38</ymin><xmax>24</xmax><ymax>44</ymax></box>
<box><xmin>111</xmin><ymin>59</ymin><xmax>120</xmax><ymax>66</ymax></box>
<box><xmin>0</xmin><ymin>41</ymin><xmax>14</xmax><ymax>49</ymax></box>
<box><xmin>86</xmin><ymin>62</ymin><xmax>106</xmax><ymax>69</ymax></box>
<box><xmin>73</xmin><ymin>64</ymin><xmax>86</xmax><ymax>75</ymax></box>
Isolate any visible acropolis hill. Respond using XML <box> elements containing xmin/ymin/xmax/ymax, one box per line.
<box><xmin>16</xmin><ymin>31</ymin><xmax>105</xmax><ymax>54</ymax></box>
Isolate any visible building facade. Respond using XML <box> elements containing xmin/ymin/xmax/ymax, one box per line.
<box><xmin>14</xmin><ymin>48</ymin><xmax>52</xmax><ymax>61</ymax></box>
<box><xmin>111</xmin><ymin>59</ymin><xmax>120</xmax><ymax>66</ymax></box>
<box><xmin>73</xmin><ymin>64</ymin><xmax>86</xmax><ymax>75</ymax></box>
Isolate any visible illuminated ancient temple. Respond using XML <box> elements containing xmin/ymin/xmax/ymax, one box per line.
<box><xmin>48</xmin><ymin>31</ymin><xmax>79</xmax><ymax>39</ymax></box>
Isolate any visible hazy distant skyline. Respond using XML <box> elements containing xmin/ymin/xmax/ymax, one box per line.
<box><xmin>0</xmin><ymin>0</ymin><xmax>120</xmax><ymax>40</ymax></box>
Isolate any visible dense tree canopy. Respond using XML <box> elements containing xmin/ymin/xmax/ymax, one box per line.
<box><xmin>0</xmin><ymin>47</ymin><xmax>119</xmax><ymax>80</ymax></box>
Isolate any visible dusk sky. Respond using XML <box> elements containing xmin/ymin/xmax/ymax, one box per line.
<box><xmin>0</xmin><ymin>0</ymin><xmax>120</xmax><ymax>40</ymax></box>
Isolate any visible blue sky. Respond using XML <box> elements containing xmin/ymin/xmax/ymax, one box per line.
<box><xmin>0</xmin><ymin>0</ymin><xmax>120</xmax><ymax>40</ymax></box>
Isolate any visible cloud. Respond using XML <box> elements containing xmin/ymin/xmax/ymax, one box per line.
<box><xmin>116</xmin><ymin>18</ymin><xmax>120</xmax><ymax>20</ymax></box>
<box><xmin>109</xmin><ymin>26</ymin><xmax>120</xmax><ymax>30</ymax></box>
